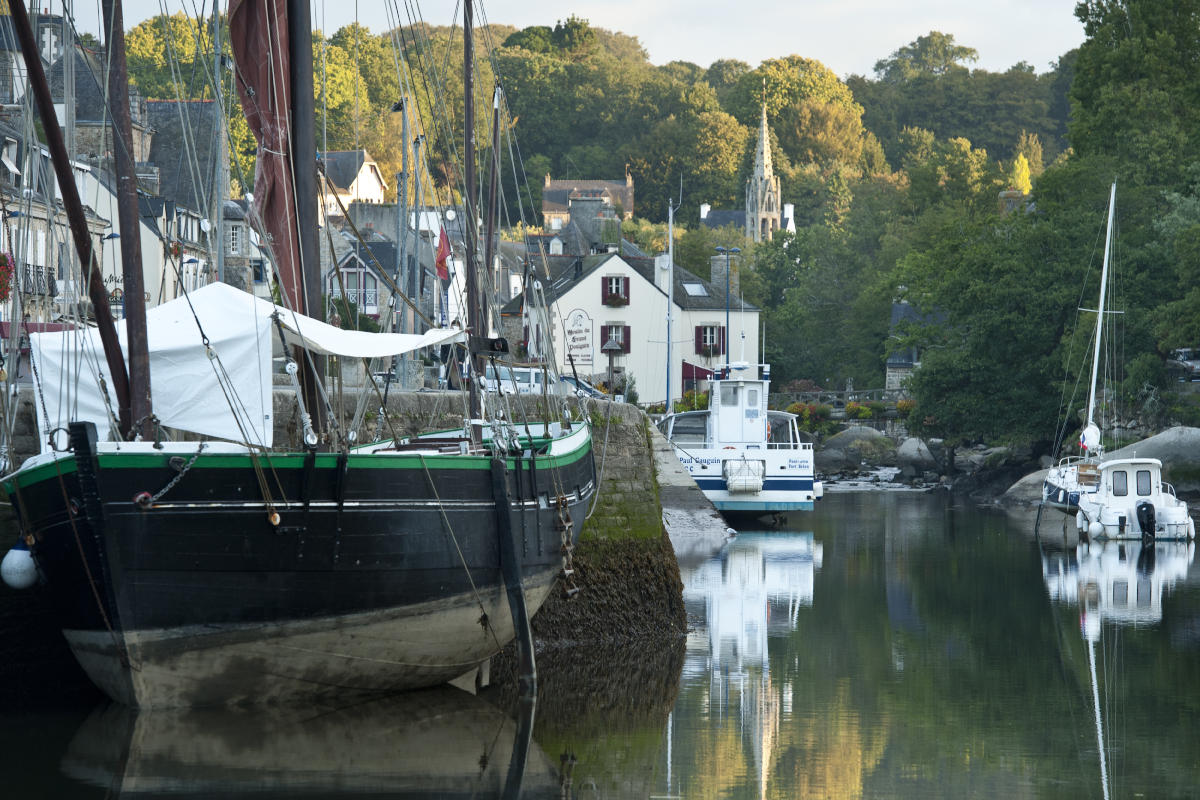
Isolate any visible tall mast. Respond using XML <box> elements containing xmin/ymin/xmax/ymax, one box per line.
<box><xmin>463</xmin><ymin>0</ymin><xmax>482</xmax><ymax>423</ymax></box>
<box><xmin>9</xmin><ymin>0</ymin><xmax>130</xmax><ymax>431</ymax></box>
<box><xmin>1085</xmin><ymin>181</ymin><xmax>1117</xmax><ymax>433</ymax></box>
<box><xmin>483</xmin><ymin>85</ymin><xmax>500</xmax><ymax>323</ymax></box>
<box><xmin>286</xmin><ymin>0</ymin><xmax>325</xmax><ymax>436</ymax></box>
<box><xmin>101</xmin><ymin>0</ymin><xmax>152</xmax><ymax>440</ymax></box>
<box><xmin>666</xmin><ymin>200</ymin><xmax>675</xmax><ymax>409</ymax></box>
<box><xmin>286</xmin><ymin>0</ymin><xmax>320</xmax><ymax>318</ymax></box>
<box><xmin>212</xmin><ymin>4</ymin><xmax>227</xmax><ymax>283</ymax></box>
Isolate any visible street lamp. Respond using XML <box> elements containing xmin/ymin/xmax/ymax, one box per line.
<box><xmin>715</xmin><ymin>245</ymin><xmax>741</xmax><ymax>370</ymax></box>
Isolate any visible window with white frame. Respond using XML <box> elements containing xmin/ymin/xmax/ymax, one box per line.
<box><xmin>230</xmin><ymin>224</ymin><xmax>241</xmax><ymax>256</ymax></box>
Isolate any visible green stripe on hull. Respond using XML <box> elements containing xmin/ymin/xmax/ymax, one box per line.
<box><xmin>1</xmin><ymin>432</ymin><xmax>592</xmax><ymax>497</ymax></box>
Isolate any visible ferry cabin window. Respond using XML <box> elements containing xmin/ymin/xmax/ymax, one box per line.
<box><xmin>1112</xmin><ymin>470</ymin><xmax>1128</xmax><ymax>496</ymax></box>
<box><xmin>1136</xmin><ymin>470</ymin><xmax>1152</xmax><ymax>496</ymax></box>
<box><xmin>669</xmin><ymin>415</ymin><xmax>707</xmax><ymax>445</ymax></box>
<box><xmin>747</xmin><ymin>388</ymin><xmax>758</xmax><ymax>408</ymax></box>
<box><xmin>767</xmin><ymin>418</ymin><xmax>794</xmax><ymax>447</ymax></box>
<box><xmin>721</xmin><ymin>385</ymin><xmax>738</xmax><ymax>406</ymax></box>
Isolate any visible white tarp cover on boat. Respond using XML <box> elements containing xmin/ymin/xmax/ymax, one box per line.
<box><xmin>29</xmin><ymin>282</ymin><xmax>464</xmax><ymax>450</ymax></box>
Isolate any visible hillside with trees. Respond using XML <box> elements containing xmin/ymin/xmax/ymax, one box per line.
<box><xmin>116</xmin><ymin>1</ymin><xmax>1200</xmax><ymax>452</ymax></box>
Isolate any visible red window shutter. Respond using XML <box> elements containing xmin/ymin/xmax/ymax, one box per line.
<box><xmin>599</xmin><ymin>325</ymin><xmax>609</xmax><ymax>347</ymax></box>
<box><xmin>695</xmin><ymin>326</ymin><xmax>703</xmax><ymax>354</ymax></box>
<box><xmin>601</xmin><ymin>278</ymin><xmax>610</xmax><ymax>304</ymax></box>
<box><xmin>622</xmin><ymin>276</ymin><xmax>630</xmax><ymax>300</ymax></box>
<box><xmin>622</xmin><ymin>325</ymin><xmax>631</xmax><ymax>354</ymax></box>
<box><xmin>719</xmin><ymin>326</ymin><xmax>726</xmax><ymax>356</ymax></box>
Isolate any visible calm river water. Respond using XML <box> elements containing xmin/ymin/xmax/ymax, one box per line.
<box><xmin>5</xmin><ymin>490</ymin><xmax>1200</xmax><ymax>798</ymax></box>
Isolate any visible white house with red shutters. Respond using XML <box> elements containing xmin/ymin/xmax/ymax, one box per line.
<box><xmin>500</xmin><ymin>250</ymin><xmax>759</xmax><ymax>406</ymax></box>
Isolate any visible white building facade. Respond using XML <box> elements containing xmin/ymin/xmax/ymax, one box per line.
<box><xmin>508</xmin><ymin>253</ymin><xmax>759</xmax><ymax>407</ymax></box>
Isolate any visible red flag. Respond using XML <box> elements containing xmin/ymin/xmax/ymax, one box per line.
<box><xmin>435</xmin><ymin>228</ymin><xmax>451</xmax><ymax>281</ymax></box>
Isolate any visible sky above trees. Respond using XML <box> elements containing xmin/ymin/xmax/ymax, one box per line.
<box><xmin>79</xmin><ymin>0</ymin><xmax>1082</xmax><ymax>78</ymax></box>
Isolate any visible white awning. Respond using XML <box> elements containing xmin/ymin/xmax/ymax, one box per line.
<box><xmin>30</xmin><ymin>282</ymin><xmax>462</xmax><ymax>449</ymax></box>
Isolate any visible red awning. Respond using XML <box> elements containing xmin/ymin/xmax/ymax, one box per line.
<box><xmin>682</xmin><ymin>361</ymin><xmax>712</xmax><ymax>380</ymax></box>
<box><xmin>0</xmin><ymin>322</ymin><xmax>76</xmax><ymax>337</ymax></box>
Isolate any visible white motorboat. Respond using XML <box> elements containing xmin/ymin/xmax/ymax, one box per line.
<box><xmin>1074</xmin><ymin>456</ymin><xmax>1195</xmax><ymax>540</ymax></box>
<box><xmin>658</xmin><ymin>362</ymin><xmax>822</xmax><ymax>514</ymax></box>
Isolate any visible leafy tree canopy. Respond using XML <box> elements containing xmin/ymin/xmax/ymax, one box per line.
<box><xmin>873</xmin><ymin>31</ymin><xmax>978</xmax><ymax>83</ymax></box>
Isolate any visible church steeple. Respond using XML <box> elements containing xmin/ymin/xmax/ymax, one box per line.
<box><xmin>746</xmin><ymin>98</ymin><xmax>781</xmax><ymax>243</ymax></box>
<box><xmin>754</xmin><ymin>102</ymin><xmax>773</xmax><ymax>183</ymax></box>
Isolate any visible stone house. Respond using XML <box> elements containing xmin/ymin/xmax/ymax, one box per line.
<box><xmin>540</xmin><ymin>169</ymin><xmax>634</xmax><ymax>231</ymax></box>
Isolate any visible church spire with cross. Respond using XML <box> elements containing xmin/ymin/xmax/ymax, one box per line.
<box><xmin>745</xmin><ymin>86</ymin><xmax>781</xmax><ymax>242</ymax></box>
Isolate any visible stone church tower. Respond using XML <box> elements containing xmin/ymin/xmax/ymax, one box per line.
<box><xmin>744</xmin><ymin>103</ymin><xmax>781</xmax><ymax>242</ymax></box>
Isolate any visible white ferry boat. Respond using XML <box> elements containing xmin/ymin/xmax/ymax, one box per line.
<box><xmin>658</xmin><ymin>362</ymin><xmax>822</xmax><ymax>514</ymax></box>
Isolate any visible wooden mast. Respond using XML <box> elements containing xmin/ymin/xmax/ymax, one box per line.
<box><xmin>286</xmin><ymin>0</ymin><xmax>326</xmax><ymax>436</ymax></box>
<box><xmin>463</xmin><ymin>0</ymin><xmax>483</xmax><ymax>426</ymax></box>
<box><xmin>101</xmin><ymin>0</ymin><xmax>152</xmax><ymax>440</ymax></box>
<box><xmin>8</xmin><ymin>0</ymin><xmax>131</xmax><ymax>431</ymax></box>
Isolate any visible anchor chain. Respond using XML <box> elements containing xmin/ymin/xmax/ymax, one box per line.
<box><xmin>555</xmin><ymin>493</ymin><xmax>580</xmax><ymax>598</ymax></box>
<box><xmin>136</xmin><ymin>442</ymin><xmax>206</xmax><ymax>507</ymax></box>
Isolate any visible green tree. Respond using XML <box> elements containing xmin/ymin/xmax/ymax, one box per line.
<box><xmin>873</xmin><ymin>31</ymin><xmax>978</xmax><ymax>83</ymax></box>
<box><xmin>1070</xmin><ymin>0</ymin><xmax>1200</xmax><ymax>185</ymax></box>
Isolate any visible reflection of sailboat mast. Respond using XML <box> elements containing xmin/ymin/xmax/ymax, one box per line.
<box><xmin>1087</xmin><ymin>636</ymin><xmax>1111</xmax><ymax>800</ymax></box>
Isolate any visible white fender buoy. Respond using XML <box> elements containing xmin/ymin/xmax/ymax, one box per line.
<box><xmin>1089</xmin><ymin>521</ymin><xmax>1104</xmax><ymax>538</ymax></box>
<box><xmin>1</xmin><ymin>539</ymin><xmax>37</xmax><ymax>590</ymax></box>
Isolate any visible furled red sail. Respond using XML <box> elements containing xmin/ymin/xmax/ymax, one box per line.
<box><xmin>228</xmin><ymin>0</ymin><xmax>304</xmax><ymax>311</ymax></box>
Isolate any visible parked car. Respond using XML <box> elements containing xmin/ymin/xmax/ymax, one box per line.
<box><xmin>1168</xmin><ymin>347</ymin><xmax>1200</xmax><ymax>381</ymax></box>
<box><xmin>559</xmin><ymin>375</ymin><xmax>605</xmax><ymax>398</ymax></box>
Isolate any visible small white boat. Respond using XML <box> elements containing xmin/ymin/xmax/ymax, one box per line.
<box><xmin>1074</xmin><ymin>457</ymin><xmax>1195</xmax><ymax>540</ymax></box>
<box><xmin>658</xmin><ymin>362</ymin><xmax>822</xmax><ymax>514</ymax></box>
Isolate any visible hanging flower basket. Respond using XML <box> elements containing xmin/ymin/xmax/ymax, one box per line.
<box><xmin>0</xmin><ymin>252</ymin><xmax>13</xmax><ymax>303</ymax></box>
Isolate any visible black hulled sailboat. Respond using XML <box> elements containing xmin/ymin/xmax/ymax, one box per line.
<box><xmin>0</xmin><ymin>0</ymin><xmax>594</xmax><ymax>707</ymax></box>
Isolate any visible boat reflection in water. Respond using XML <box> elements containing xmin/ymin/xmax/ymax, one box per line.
<box><xmin>683</xmin><ymin>532</ymin><xmax>822</xmax><ymax>670</ymax></box>
<box><xmin>60</xmin><ymin>686</ymin><xmax>560</xmax><ymax>798</ymax></box>
<box><xmin>1041</xmin><ymin>537</ymin><xmax>1196</xmax><ymax>800</ymax></box>
<box><xmin>1042</xmin><ymin>538</ymin><xmax>1195</xmax><ymax>629</ymax></box>
<box><xmin>668</xmin><ymin>531</ymin><xmax>822</xmax><ymax>797</ymax></box>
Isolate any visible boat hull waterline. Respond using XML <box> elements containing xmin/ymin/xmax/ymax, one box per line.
<box><xmin>3</xmin><ymin>422</ymin><xmax>595</xmax><ymax>707</ymax></box>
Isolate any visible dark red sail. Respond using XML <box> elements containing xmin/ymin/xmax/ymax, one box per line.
<box><xmin>228</xmin><ymin>0</ymin><xmax>304</xmax><ymax>310</ymax></box>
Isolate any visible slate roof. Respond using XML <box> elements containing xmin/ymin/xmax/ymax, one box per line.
<box><xmin>886</xmin><ymin>301</ymin><xmax>943</xmax><ymax>368</ymax></box>
<box><xmin>46</xmin><ymin>45</ymin><xmax>127</xmax><ymax>126</ymax></box>
<box><xmin>700</xmin><ymin>209</ymin><xmax>744</xmax><ymax>231</ymax></box>
<box><xmin>147</xmin><ymin>100</ymin><xmax>220</xmax><ymax>213</ymax></box>
<box><xmin>542</xmin><ymin>177</ymin><xmax>633</xmax><ymax>217</ymax></box>
<box><xmin>319</xmin><ymin>150</ymin><xmax>385</xmax><ymax>193</ymax></box>
<box><xmin>500</xmin><ymin>252</ymin><xmax>758</xmax><ymax>316</ymax></box>
<box><xmin>339</xmin><ymin>238</ymin><xmax>398</xmax><ymax>279</ymax></box>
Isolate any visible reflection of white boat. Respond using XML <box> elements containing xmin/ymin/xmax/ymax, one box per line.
<box><xmin>659</xmin><ymin>363</ymin><xmax>822</xmax><ymax>514</ymax></box>
<box><xmin>683</xmin><ymin>532</ymin><xmax>822</xmax><ymax>670</ymax></box>
<box><xmin>61</xmin><ymin>688</ymin><xmax>558</xmax><ymax>797</ymax></box>
<box><xmin>1043</xmin><ymin>539</ymin><xmax>1195</xmax><ymax>627</ymax></box>
<box><xmin>1043</xmin><ymin>538</ymin><xmax>1195</xmax><ymax>800</ymax></box>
